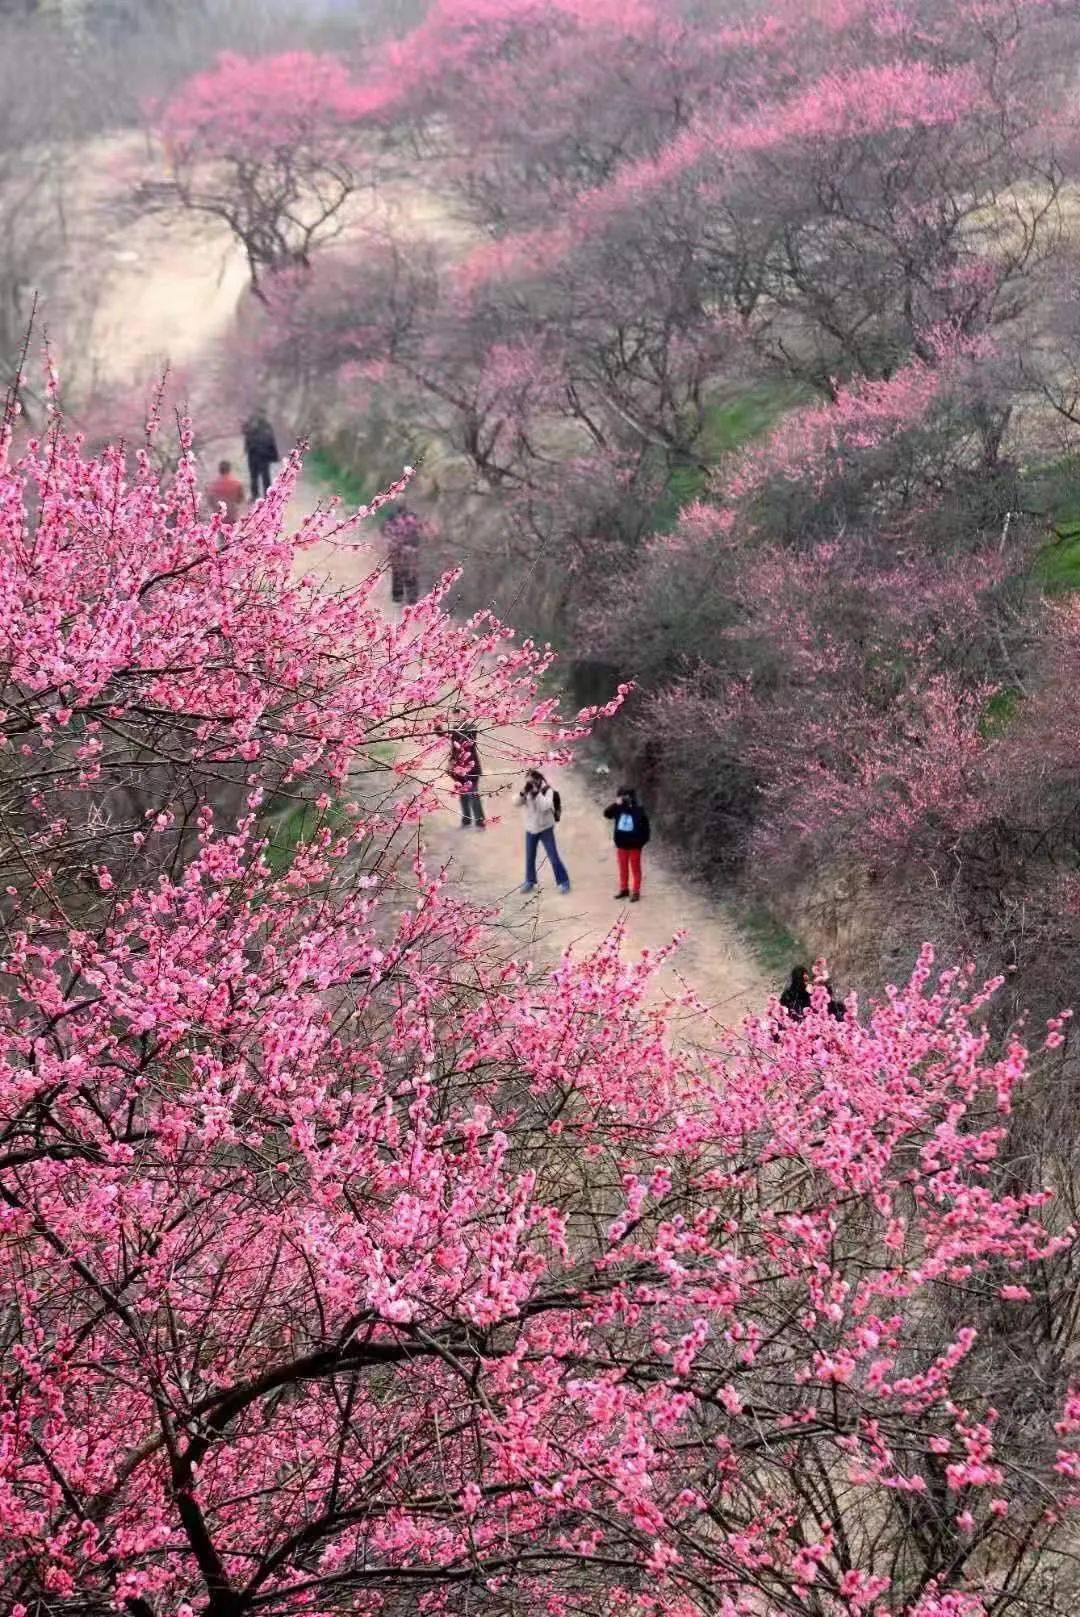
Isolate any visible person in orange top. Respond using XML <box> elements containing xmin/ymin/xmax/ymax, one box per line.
<box><xmin>206</xmin><ymin>460</ymin><xmax>245</xmax><ymax>525</ymax></box>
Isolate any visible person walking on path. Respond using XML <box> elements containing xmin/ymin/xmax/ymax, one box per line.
<box><xmin>383</xmin><ymin>503</ymin><xmax>425</xmax><ymax>606</ymax></box>
<box><xmin>206</xmin><ymin>459</ymin><xmax>245</xmax><ymax>525</ymax></box>
<box><xmin>448</xmin><ymin>716</ymin><xmax>485</xmax><ymax>829</ymax></box>
<box><xmin>243</xmin><ymin>410</ymin><xmax>279</xmax><ymax>500</ymax></box>
<box><xmin>518</xmin><ymin>769</ymin><xmax>570</xmax><ymax>894</ymax></box>
<box><xmin>603</xmin><ymin>786</ymin><xmax>650</xmax><ymax>902</ymax></box>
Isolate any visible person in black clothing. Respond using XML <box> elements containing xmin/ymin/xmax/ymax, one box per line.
<box><xmin>603</xmin><ymin>787</ymin><xmax>651</xmax><ymax>903</ymax></box>
<box><xmin>448</xmin><ymin>717</ymin><xmax>485</xmax><ymax>829</ymax></box>
<box><xmin>243</xmin><ymin>411</ymin><xmax>280</xmax><ymax>500</ymax></box>
<box><xmin>779</xmin><ymin>965</ymin><xmax>845</xmax><ymax>1022</ymax></box>
<box><xmin>383</xmin><ymin>503</ymin><xmax>425</xmax><ymax>606</ymax></box>
<box><xmin>780</xmin><ymin>965</ymin><xmax>812</xmax><ymax>1020</ymax></box>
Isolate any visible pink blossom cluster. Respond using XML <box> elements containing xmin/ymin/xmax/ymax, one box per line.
<box><xmin>724</xmin><ymin>355</ymin><xmax>949</xmax><ymax>502</ymax></box>
<box><xmin>160</xmin><ymin>51</ymin><xmax>395</xmax><ymax>159</ymax></box>
<box><xmin>0</xmin><ymin>403</ymin><xmax>1076</xmax><ymax>1615</ymax></box>
<box><xmin>572</xmin><ymin>60</ymin><xmax>981</xmax><ymax>240</ymax></box>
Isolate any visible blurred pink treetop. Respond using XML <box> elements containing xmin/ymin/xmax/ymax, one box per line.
<box><xmin>159</xmin><ymin>53</ymin><xmax>395</xmax><ymax>289</ymax></box>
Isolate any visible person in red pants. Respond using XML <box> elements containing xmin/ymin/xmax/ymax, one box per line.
<box><xmin>603</xmin><ymin>787</ymin><xmax>651</xmax><ymax>903</ymax></box>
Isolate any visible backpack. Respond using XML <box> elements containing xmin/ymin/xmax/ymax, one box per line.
<box><xmin>552</xmin><ymin>789</ymin><xmax>562</xmax><ymax>823</ymax></box>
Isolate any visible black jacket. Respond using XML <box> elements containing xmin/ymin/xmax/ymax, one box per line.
<box><xmin>449</xmin><ymin>728</ymin><xmax>481</xmax><ymax>782</ymax></box>
<box><xmin>779</xmin><ymin>982</ymin><xmax>811</xmax><ymax>1019</ymax></box>
<box><xmin>244</xmin><ymin>417</ymin><xmax>279</xmax><ymax>463</ymax></box>
<box><xmin>780</xmin><ymin>982</ymin><xmax>845</xmax><ymax>1022</ymax></box>
<box><xmin>604</xmin><ymin>800</ymin><xmax>651</xmax><ymax>850</ymax></box>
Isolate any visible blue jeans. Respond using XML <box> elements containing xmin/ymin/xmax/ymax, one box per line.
<box><xmin>459</xmin><ymin>778</ymin><xmax>485</xmax><ymax>826</ymax></box>
<box><xmin>525</xmin><ymin>828</ymin><xmax>569</xmax><ymax>888</ymax></box>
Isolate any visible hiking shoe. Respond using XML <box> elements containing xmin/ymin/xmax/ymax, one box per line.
<box><xmin>460</xmin><ymin>820</ymin><xmax>472</xmax><ymax>829</ymax></box>
<box><xmin>475</xmin><ymin>822</ymin><xmax>487</xmax><ymax>830</ymax></box>
<box><xmin>629</xmin><ymin>892</ymin><xmax>641</xmax><ymax>903</ymax></box>
<box><xmin>557</xmin><ymin>882</ymin><xmax>572</xmax><ymax>895</ymax></box>
<box><xmin>520</xmin><ymin>882</ymin><xmax>537</xmax><ymax>894</ymax></box>
<box><xmin>614</xmin><ymin>889</ymin><xmax>630</xmax><ymax>901</ymax></box>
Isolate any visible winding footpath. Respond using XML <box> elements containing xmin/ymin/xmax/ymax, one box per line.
<box><xmin>80</xmin><ymin>147</ymin><xmax>768</xmax><ymax>1030</ymax></box>
<box><xmin>296</xmin><ymin>490</ymin><xmax>766</xmax><ymax>1030</ymax></box>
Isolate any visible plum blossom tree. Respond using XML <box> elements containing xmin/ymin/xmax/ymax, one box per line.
<box><xmin>393</xmin><ymin>0</ymin><xmax>1068</xmax><ymax>397</ymax></box>
<box><xmin>378</xmin><ymin>0</ymin><xmax>701</xmax><ymax>224</ymax></box>
<box><xmin>585</xmin><ymin>339</ymin><xmax>1035</xmax><ymax>870</ymax></box>
<box><xmin>221</xmin><ymin>1</ymin><xmax>1080</xmax><ymax>1055</ymax></box>
<box><xmin>2</xmin><ymin>393</ymin><xmax>1080</xmax><ymax>1616</ymax></box>
<box><xmin>252</xmin><ymin>0</ymin><xmax>1072</xmax><ymax>630</ymax></box>
<box><xmin>158</xmin><ymin>52</ymin><xmax>395</xmax><ymax>291</ymax></box>
<box><xmin>246</xmin><ymin>0</ymin><xmax>762</xmax><ymax>476</ymax></box>
<box><xmin>250</xmin><ymin>243</ymin><xmax>675</xmax><ymax>630</ymax></box>
<box><xmin>0</xmin><ymin>368</ymin><xmax>598</xmax><ymax>905</ymax></box>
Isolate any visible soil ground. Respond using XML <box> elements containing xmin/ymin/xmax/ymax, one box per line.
<box><xmin>75</xmin><ymin>137</ymin><xmax>770</xmax><ymax>1030</ymax></box>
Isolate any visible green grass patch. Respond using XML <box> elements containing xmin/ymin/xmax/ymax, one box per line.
<box><xmin>1026</xmin><ymin>451</ymin><xmax>1080</xmax><ymax>595</ymax></box>
<box><xmin>702</xmin><ymin>388</ymin><xmax>802</xmax><ymax>458</ymax></box>
<box><xmin>1036</xmin><ymin>510</ymin><xmax>1080</xmax><ymax>595</ymax></box>
<box><xmin>653</xmin><ymin>384</ymin><xmax>805</xmax><ymax>531</ymax></box>
<box><xmin>263</xmin><ymin>799</ymin><xmax>351</xmax><ymax>877</ymax></box>
<box><xmin>366</xmin><ymin>741</ymin><xmax>397</xmax><ymax>768</ymax></box>
<box><xmin>306</xmin><ymin>446</ymin><xmax>380</xmax><ymax>513</ymax></box>
<box><xmin>980</xmin><ymin>687</ymin><xmax>1022</xmax><ymax>739</ymax></box>
<box><xmin>737</xmin><ymin>903</ymin><xmax>805</xmax><ymax>982</ymax></box>
<box><xmin>1025</xmin><ymin>451</ymin><xmax>1080</xmax><ymax>517</ymax></box>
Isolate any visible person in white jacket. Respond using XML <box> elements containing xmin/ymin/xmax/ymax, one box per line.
<box><xmin>518</xmin><ymin>770</ymin><xmax>571</xmax><ymax>894</ymax></box>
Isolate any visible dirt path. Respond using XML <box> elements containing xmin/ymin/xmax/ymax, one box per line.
<box><xmin>289</xmin><ymin>479</ymin><xmax>767</xmax><ymax>1029</ymax></box>
<box><xmin>77</xmin><ymin>152</ymin><xmax>769</xmax><ymax>1031</ymax></box>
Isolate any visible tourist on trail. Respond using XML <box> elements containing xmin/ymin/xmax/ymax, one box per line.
<box><xmin>242</xmin><ymin>410</ymin><xmax>279</xmax><ymax>500</ymax></box>
<box><xmin>603</xmin><ymin>786</ymin><xmax>650</xmax><ymax>903</ymax></box>
<box><xmin>779</xmin><ymin>965</ymin><xmax>845</xmax><ymax>1022</ymax></box>
<box><xmin>206</xmin><ymin>459</ymin><xmax>245</xmax><ymax>525</ymax></box>
<box><xmin>780</xmin><ymin>965</ymin><xmax>812</xmax><ymax>1020</ymax></box>
<box><xmin>448</xmin><ymin>715</ymin><xmax>485</xmax><ymax>829</ymax></box>
<box><xmin>383</xmin><ymin>503</ymin><xmax>424</xmax><ymax>606</ymax></box>
<box><xmin>518</xmin><ymin>769</ymin><xmax>570</xmax><ymax>894</ymax></box>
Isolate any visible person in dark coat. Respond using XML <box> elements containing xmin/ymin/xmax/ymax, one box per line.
<box><xmin>383</xmin><ymin>503</ymin><xmax>425</xmax><ymax>606</ymax></box>
<box><xmin>242</xmin><ymin>411</ymin><xmax>280</xmax><ymax>500</ymax></box>
<box><xmin>603</xmin><ymin>786</ymin><xmax>651</xmax><ymax>903</ymax></box>
<box><xmin>448</xmin><ymin>717</ymin><xmax>485</xmax><ymax>829</ymax></box>
<box><xmin>779</xmin><ymin>965</ymin><xmax>845</xmax><ymax>1022</ymax></box>
<box><xmin>780</xmin><ymin>965</ymin><xmax>812</xmax><ymax>1020</ymax></box>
